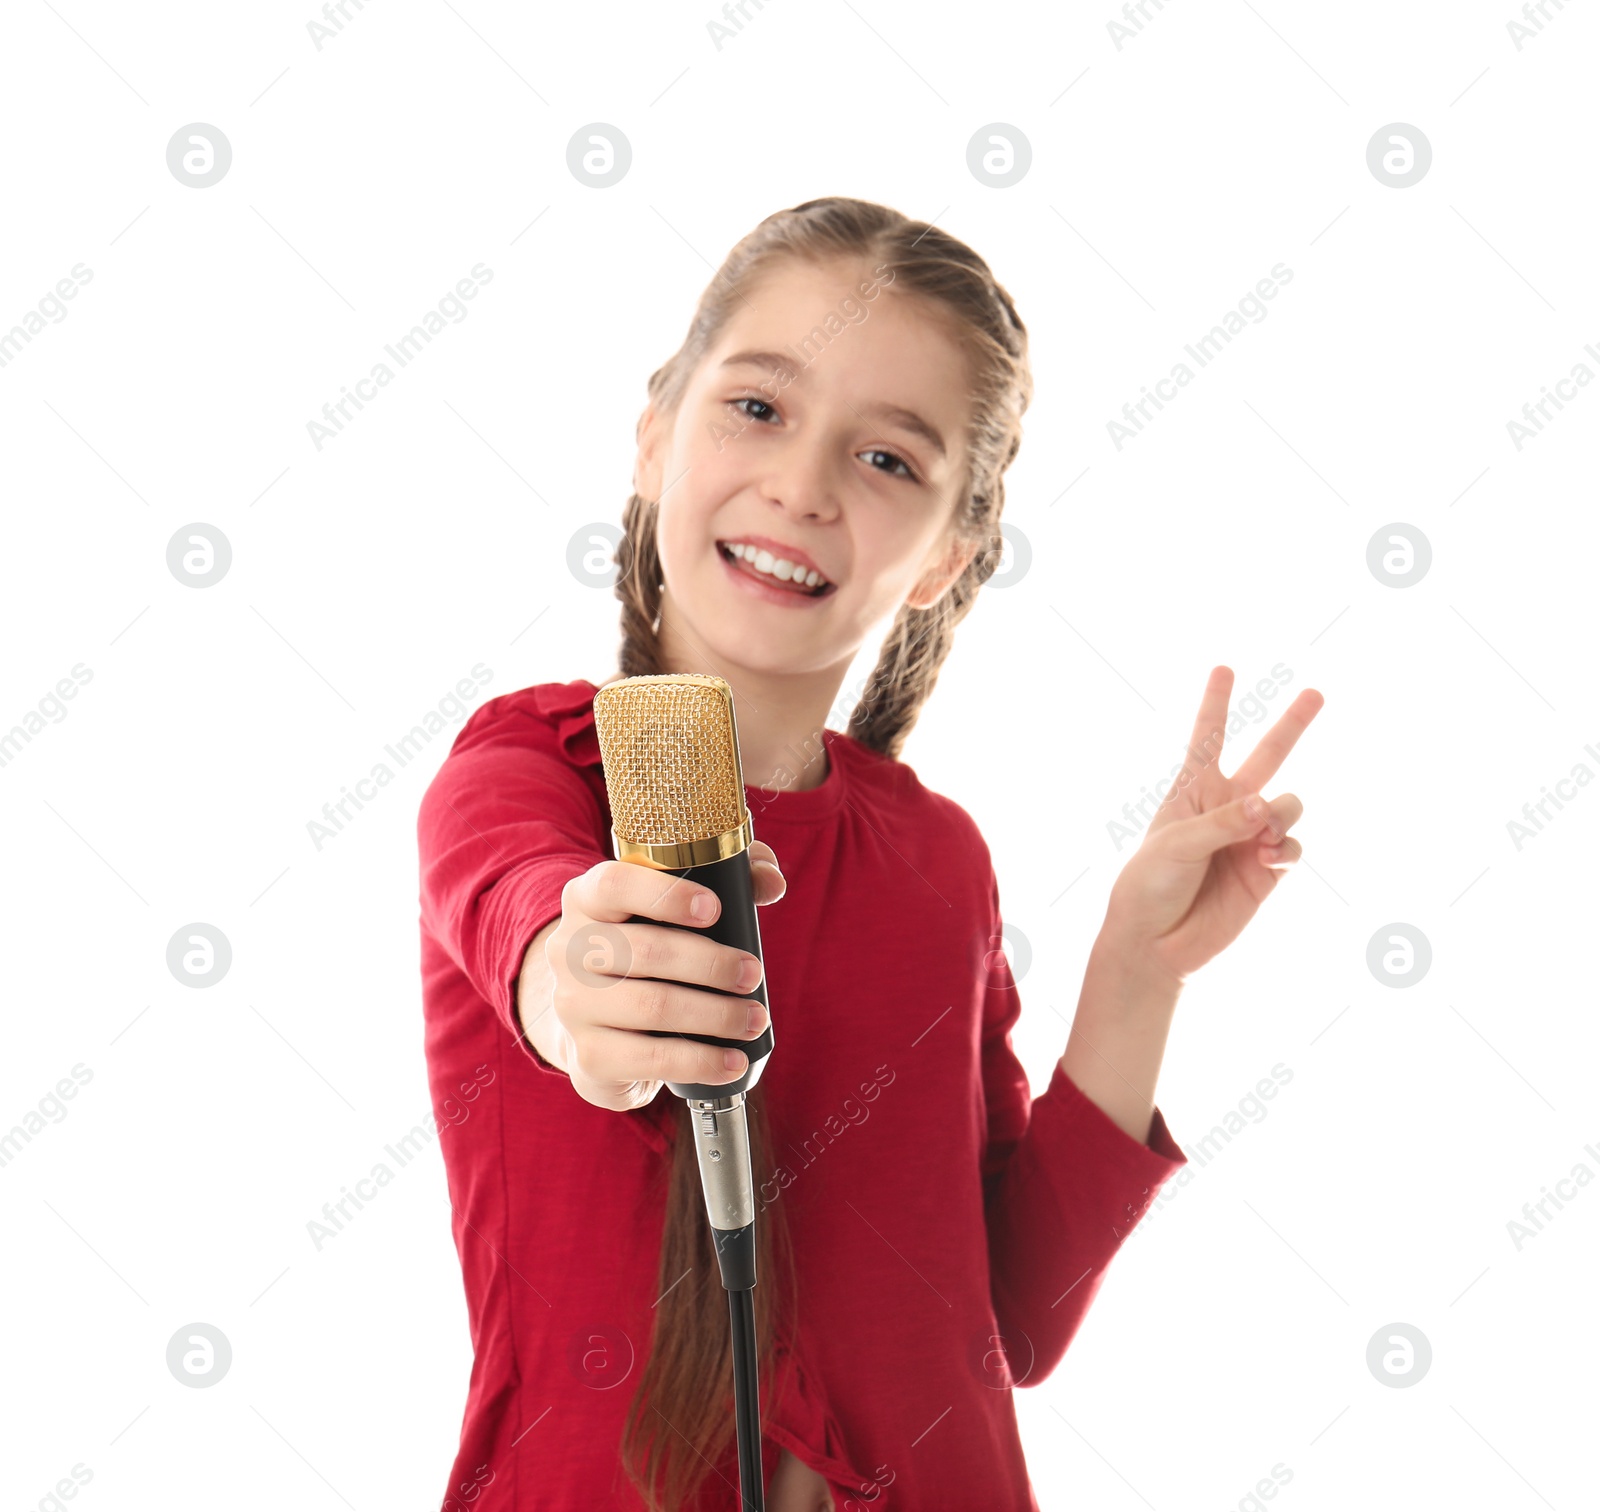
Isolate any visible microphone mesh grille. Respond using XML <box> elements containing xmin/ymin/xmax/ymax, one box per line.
<box><xmin>591</xmin><ymin>674</ymin><xmax>747</xmax><ymax>845</ymax></box>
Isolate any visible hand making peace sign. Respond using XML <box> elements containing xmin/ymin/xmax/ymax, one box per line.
<box><xmin>1103</xmin><ymin>665</ymin><xmax>1324</xmax><ymax>989</ymax></box>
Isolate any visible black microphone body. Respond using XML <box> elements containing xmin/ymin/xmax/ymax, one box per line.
<box><xmin>627</xmin><ymin>846</ymin><xmax>774</xmax><ymax>1101</ymax></box>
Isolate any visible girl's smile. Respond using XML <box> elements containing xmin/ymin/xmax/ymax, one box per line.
<box><xmin>715</xmin><ymin>537</ymin><xmax>840</xmax><ymax>607</ymax></box>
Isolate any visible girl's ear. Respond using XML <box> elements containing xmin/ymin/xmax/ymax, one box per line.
<box><xmin>905</xmin><ymin>533</ymin><xmax>980</xmax><ymax>610</ymax></box>
<box><xmin>633</xmin><ymin>402</ymin><xmax>665</xmax><ymax>502</ymax></box>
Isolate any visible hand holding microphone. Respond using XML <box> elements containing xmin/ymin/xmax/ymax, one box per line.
<box><xmin>531</xmin><ymin>842</ymin><xmax>785</xmax><ymax>1112</ymax></box>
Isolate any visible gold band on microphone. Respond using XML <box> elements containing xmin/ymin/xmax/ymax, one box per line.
<box><xmin>613</xmin><ymin>816</ymin><xmax>752</xmax><ymax>871</ymax></box>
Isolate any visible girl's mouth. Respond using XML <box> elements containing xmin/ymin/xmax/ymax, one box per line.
<box><xmin>716</xmin><ymin>540</ymin><xmax>838</xmax><ymax>604</ymax></box>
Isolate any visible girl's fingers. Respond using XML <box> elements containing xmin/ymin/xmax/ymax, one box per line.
<box><xmin>1229</xmin><ymin>689</ymin><xmax>1324</xmax><ymax>797</ymax></box>
<box><xmin>1156</xmin><ymin>790</ymin><xmax>1306</xmax><ymax>863</ymax></box>
<box><xmin>575</xmin><ymin>859</ymin><xmax>718</xmax><ymax>928</ymax></box>
<box><xmin>576</xmin><ymin>1023</ymin><xmax>752</xmax><ymax>1092</ymax></box>
<box><xmin>1252</xmin><ymin>792</ymin><xmax>1303</xmax><ymax>842</ymax></box>
<box><xmin>1259</xmin><ymin>836</ymin><xmax>1302</xmax><ymax>866</ymax></box>
<box><xmin>1178</xmin><ymin>666</ymin><xmax>1233</xmax><ymax>792</ymax></box>
<box><xmin>749</xmin><ymin>840</ymin><xmax>786</xmax><ymax>905</ymax></box>
<box><xmin>1156</xmin><ymin>792</ymin><xmax>1275</xmax><ymax>863</ymax></box>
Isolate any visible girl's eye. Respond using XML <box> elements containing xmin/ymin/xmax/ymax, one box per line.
<box><xmin>729</xmin><ymin>396</ymin><xmax>778</xmax><ymax>424</ymax></box>
<box><xmin>859</xmin><ymin>447</ymin><xmax>915</xmax><ymax>482</ymax></box>
<box><xmin>727</xmin><ymin>398</ymin><xmax>919</xmax><ymax>483</ymax></box>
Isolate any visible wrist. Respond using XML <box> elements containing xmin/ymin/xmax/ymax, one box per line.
<box><xmin>517</xmin><ymin>939</ymin><xmax>568</xmax><ymax>1074</ymax></box>
<box><xmin>1086</xmin><ymin>926</ymin><xmax>1185</xmax><ymax>1015</ymax></box>
<box><xmin>1059</xmin><ymin>935</ymin><xmax>1182</xmax><ymax>1147</ymax></box>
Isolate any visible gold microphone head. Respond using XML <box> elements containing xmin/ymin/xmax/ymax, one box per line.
<box><xmin>591</xmin><ymin>674</ymin><xmax>753</xmax><ymax>869</ymax></box>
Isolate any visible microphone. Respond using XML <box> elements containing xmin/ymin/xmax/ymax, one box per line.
<box><xmin>590</xmin><ymin>672</ymin><xmax>774</xmax><ymax>1293</ymax></box>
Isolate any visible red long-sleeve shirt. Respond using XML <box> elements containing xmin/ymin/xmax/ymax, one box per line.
<box><xmin>417</xmin><ymin>678</ymin><xmax>1187</xmax><ymax>1511</ymax></box>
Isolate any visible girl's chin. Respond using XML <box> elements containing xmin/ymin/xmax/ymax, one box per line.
<box><xmin>687</xmin><ymin>604</ymin><xmax>849</xmax><ymax>675</ymax></box>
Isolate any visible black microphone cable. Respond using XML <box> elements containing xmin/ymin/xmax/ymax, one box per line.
<box><xmin>729</xmin><ymin>1271</ymin><xmax>763</xmax><ymax>1511</ymax></box>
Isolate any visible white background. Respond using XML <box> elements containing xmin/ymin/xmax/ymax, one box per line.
<box><xmin>2</xmin><ymin>1</ymin><xmax>1596</xmax><ymax>1508</ymax></box>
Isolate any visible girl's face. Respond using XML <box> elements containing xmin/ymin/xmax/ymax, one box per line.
<box><xmin>634</xmin><ymin>257</ymin><xmax>978</xmax><ymax>681</ymax></box>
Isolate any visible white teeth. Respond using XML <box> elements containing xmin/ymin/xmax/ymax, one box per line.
<box><xmin>722</xmin><ymin>542</ymin><xmax>828</xmax><ymax>591</ymax></box>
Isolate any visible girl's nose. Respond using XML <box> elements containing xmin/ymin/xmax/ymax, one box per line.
<box><xmin>759</xmin><ymin>443</ymin><xmax>842</xmax><ymax>523</ymax></box>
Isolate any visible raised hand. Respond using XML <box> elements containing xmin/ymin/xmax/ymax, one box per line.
<box><xmin>1102</xmin><ymin>666</ymin><xmax>1323</xmax><ymax>987</ymax></box>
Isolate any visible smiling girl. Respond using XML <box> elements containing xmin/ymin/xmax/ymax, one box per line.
<box><xmin>418</xmin><ymin>196</ymin><xmax>1320</xmax><ymax>1511</ymax></box>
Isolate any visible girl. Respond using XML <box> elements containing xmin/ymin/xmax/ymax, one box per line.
<box><xmin>418</xmin><ymin>196</ymin><xmax>1321</xmax><ymax>1511</ymax></box>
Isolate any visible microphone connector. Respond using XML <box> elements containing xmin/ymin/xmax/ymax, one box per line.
<box><xmin>686</xmin><ymin>1092</ymin><xmax>757</xmax><ymax>1292</ymax></box>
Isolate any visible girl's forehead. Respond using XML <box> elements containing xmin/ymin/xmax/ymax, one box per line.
<box><xmin>708</xmin><ymin>295</ymin><xmax>969</xmax><ymax>392</ymax></box>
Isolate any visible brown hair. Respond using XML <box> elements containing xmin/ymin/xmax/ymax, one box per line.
<box><xmin>610</xmin><ymin>195</ymin><xmax>1032</xmax><ymax>1510</ymax></box>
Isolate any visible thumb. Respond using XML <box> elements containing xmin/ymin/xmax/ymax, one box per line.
<box><xmin>1158</xmin><ymin>793</ymin><xmax>1269</xmax><ymax>864</ymax></box>
<box><xmin>749</xmin><ymin>840</ymin><xmax>786</xmax><ymax>904</ymax></box>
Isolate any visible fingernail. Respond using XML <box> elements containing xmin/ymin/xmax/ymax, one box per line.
<box><xmin>723</xmin><ymin>1049</ymin><xmax>747</xmax><ymax>1072</ymax></box>
<box><xmin>738</xmin><ymin>957</ymin><xmax>762</xmax><ymax>991</ymax></box>
<box><xmin>692</xmin><ymin>892</ymin><xmax>717</xmax><ymax>921</ymax></box>
<box><xmin>745</xmin><ymin>1002</ymin><xmax>768</xmax><ymax>1033</ymax></box>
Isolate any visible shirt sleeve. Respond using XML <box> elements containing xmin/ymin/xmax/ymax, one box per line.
<box><xmin>978</xmin><ymin>864</ymin><xmax>1188</xmax><ymax>1385</ymax></box>
<box><xmin>417</xmin><ymin>698</ymin><xmax>611</xmax><ymax>1075</ymax></box>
